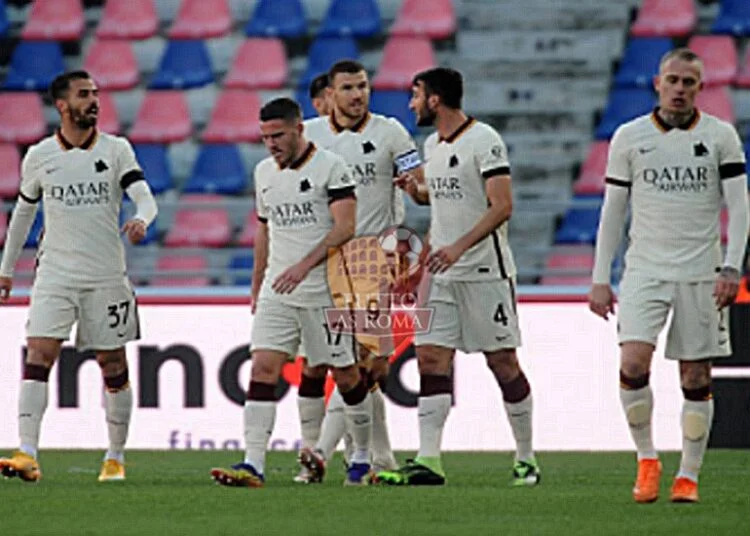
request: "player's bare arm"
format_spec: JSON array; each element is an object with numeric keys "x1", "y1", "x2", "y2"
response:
[
  {"x1": 428, "y1": 174, "x2": 511, "y2": 273},
  {"x1": 395, "y1": 167, "x2": 430, "y2": 205},
  {"x1": 250, "y1": 220, "x2": 269, "y2": 313},
  {"x1": 714, "y1": 171, "x2": 750, "y2": 309},
  {"x1": 272, "y1": 197, "x2": 356, "y2": 294},
  {"x1": 0, "y1": 196, "x2": 41, "y2": 302}
]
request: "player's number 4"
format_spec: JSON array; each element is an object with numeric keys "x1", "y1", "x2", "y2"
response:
[
  {"x1": 108, "y1": 300, "x2": 130, "y2": 328},
  {"x1": 494, "y1": 303, "x2": 508, "y2": 326}
]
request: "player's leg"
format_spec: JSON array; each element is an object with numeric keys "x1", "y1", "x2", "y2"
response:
[
  {"x1": 294, "y1": 358, "x2": 327, "y2": 483},
  {"x1": 94, "y1": 348, "x2": 131, "y2": 482},
  {"x1": 368, "y1": 355, "x2": 398, "y2": 472}
]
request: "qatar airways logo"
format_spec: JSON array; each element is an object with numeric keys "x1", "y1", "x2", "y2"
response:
[
  {"x1": 642, "y1": 166, "x2": 710, "y2": 193},
  {"x1": 269, "y1": 201, "x2": 317, "y2": 227},
  {"x1": 48, "y1": 181, "x2": 111, "y2": 206}
]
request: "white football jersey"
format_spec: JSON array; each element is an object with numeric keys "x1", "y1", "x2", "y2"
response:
[
  {"x1": 19, "y1": 130, "x2": 144, "y2": 288},
  {"x1": 255, "y1": 143, "x2": 356, "y2": 307},
  {"x1": 304, "y1": 112, "x2": 420, "y2": 236},
  {"x1": 606, "y1": 109, "x2": 747, "y2": 281},
  {"x1": 424, "y1": 118, "x2": 516, "y2": 281}
]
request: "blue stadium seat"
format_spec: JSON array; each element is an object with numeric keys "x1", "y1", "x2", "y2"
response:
[
  {"x1": 133, "y1": 144, "x2": 173, "y2": 194},
  {"x1": 0, "y1": 0, "x2": 9, "y2": 37},
  {"x1": 295, "y1": 88, "x2": 318, "y2": 120},
  {"x1": 183, "y1": 144, "x2": 247, "y2": 195},
  {"x1": 370, "y1": 90, "x2": 417, "y2": 134},
  {"x1": 24, "y1": 209, "x2": 43, "y2": 249},
  {"x1": 614, "y1": 38, "x2": 673, "y2": 88},
  {"x1": 595, "y1": 88, "x2": 655, "y2": 140},
  {"x1": 149, "y1": 40, "x2": 214, "y2": 89},
  {"x1": 712, "y1": 0, "x2": 750, "y2": 36},
  {"x1": 229, "y1": 252, "x2": 254, "y2": 286},
  {"x1": 745, "y1": 141, "x2": 750, "y2": 183},
  {"x1": 554, "y1": 197, "x2": 602, "y2": 245},
  {"x1": 3, "y1": 41, "x2": 64, "y2": 91},
  {"x1": 318, "y1": 0, "x2": 382, "y2": 38},
  {"x1": 299, "y1": 36, "x2": 359, "y2": 88},
  {"x1": 245, "y1": 0, "x2": 307, "y2": 39},
  {"x1": 120, "y1": 201, "x2": 158, "y2": 245}
]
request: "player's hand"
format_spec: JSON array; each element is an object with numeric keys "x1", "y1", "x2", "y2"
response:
[
  {"x1": 273, "y1": 262, "x2": 310, "y2": 294},
  {"x1": 393, "y1": 172, "x2": 419, "y2": 198},
  {"x1": 250, "y1": 292, "x2": 260, "y2": 314},
  {"x1": 427, "y1": 243, "x2": 464, "y2": 274},
  {"x1": 0, "y1": 276, "x2": 12, "y2": 302},
  {"x1": 713, "y1": 266, "x2": 740, "y2": 310},
  {"x1": 588, "y1": 283, "x2": 615, "y2": 320},
  {"x1": 121, "y1": 218, "x2": 147, "y2": 244}
]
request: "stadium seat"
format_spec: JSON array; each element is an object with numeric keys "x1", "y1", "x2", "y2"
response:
[
  {"x1": 299, "y1": 36, "x2": 359, "y2": 88},
  {"x1": 96, "y1": 0, "x2": 158, "y2": 39},
  {"x1": 224, "y1": 38, "x2": 287, "y2": 90},
  {"x1": 573, "y1": 141, "x2": 609, "y2": 196},
  {"x1": 229, "y1": 253, "x2": 254, "y2": 286},
  {"x1": 318, "y1": 0, "x2": 382, "y2": 39},
  {"x1": 736, "y1": 48, "x2": 750, "y2": 88},
  {"x1": 295, "y1": 88, "x2": 317, "y2": 120},
  {"x1": 540, "y1": 245, "x2": 594, "y2": 286},
  {"x1": 14, "y1": 254, "x2": 37, "y2": 288},
  {"x1": 745, "y1": 142, "x2": 750, "y2": 177},
  {"x1": 630, "y1": 0, "x2": 696, "y2": 37},
  {"x1": 152, "y1": 254, "x2": 210, "y2": 287},
  {"x1": 236, "y1": 210, "x2": 260, "y2": 247},
  {"x1": 3, "y1": 41, "x2": 64, "y2": 91},
  {"x1": 202, "y1": 90, "x2": 262, "y2": 143},
  {"x1": 24, "y1": 210, "x2": 43, "y2": 249},
  {"x1": 390, "y1": 0, "x2": 456, "y2": 40},
  {"x1": 686, "y1": 36, "x2": 737, "y2": 86},
  {"x1": 83, "y1": 40, "x2": 139, "y2": 91},
  {"x1": 149, "y1": 40, "x2": 214, "y2": 89},
  {"x1": 164, "y1": 195, "x2": 232, "y2": 247},
  {"x1": 372, "y1": 37, "x2": 435, "y2": 91},
  {"x1": 594, "y1": 88, "x2": 655, "y2": 140},
  {"x1": 696, "y1": 86, "x2": 735, "y2": 123},
  {"x1": 720, "y1": 208, "x2": 729, "y2": 244},
  {"x1": 0, "y1": 93, "x2": 46, "y2": 144},
  {"x1": 183, "y1": 144, "x2": 247, "y2": 195},
  {"x1": 370, "y1": 90, "x2": 417, "y2": 134},
  {"x1": 21, "y1": 0, "x2": 84, "y2": 41},
  {"x1": 129, "y1": 91, "x2": 192, "y2": 144},
  {"x1": 245, "y1": 0, "x2": 307, "y2": 39},
  {"x1": 554, "y1": 198, "x2": 602, "y2": 245},
  {"x1": 133, "y1": 144, "x2": 173, "y2": 194},
  {"x1": 613, "y1": 38, "x2": 673, "y2": 88},
  {"x1": 0, "y1": 210, "x2": 6, "y2": 247},
  {"x1": 0, "y1": 1, "x2": 9, "y2": 38},
  {"x1": 712, "y1": 0, "x2": 750, "y2": 36},
  {"x1": 97, "y1": 91, "x2": 120, "y2": 134},
  {"x1": 0, "y1": 143, "x2": 20, "y2": 199},
  {"x1": 168, "y1": 0, "x2": 231, "y2": 39}
]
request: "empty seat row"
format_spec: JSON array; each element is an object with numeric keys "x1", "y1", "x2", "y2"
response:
[{"x1": 631, "y1": 0, "x2": 750, "y2": 38}]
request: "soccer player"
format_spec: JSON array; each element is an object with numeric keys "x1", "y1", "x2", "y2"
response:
[
  {"x1": 294, "y1": 60, "x2": 423, "y2": 482},
  {"x1": 376, "y1": 67, "x2": 540, "y2": 486},
  {"x1": 309, "y1": 73, "x2": 331, "y2": 117},
  {"x1": 589, "y1": 48, "x2": 749, "y2": 504},
  {"x1": 210, "y1": 98, "x2": 374, "y2": 488},
  {"x1": 0, "y1": 71, "x2": 158, "y2": 483}
]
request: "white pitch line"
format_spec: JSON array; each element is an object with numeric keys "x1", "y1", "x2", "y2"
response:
[{"x1": 712, "y1": 367, "x2": 750, "y2": 378}]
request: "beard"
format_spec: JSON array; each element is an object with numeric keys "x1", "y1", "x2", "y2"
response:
[
  {"x1": 416, "y1": 105, "x2": 436, "y2": 127},
  {"x1": 71, "y1": 107, "x2": 97, "y2": 129}
]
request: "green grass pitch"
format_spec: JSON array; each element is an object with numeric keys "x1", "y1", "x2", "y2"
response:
[{"x1": 1, "y1": 450, "x2": 748, "y2": 535}]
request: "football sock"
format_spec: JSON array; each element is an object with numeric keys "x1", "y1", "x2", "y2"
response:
[
  {"x1": 619, "y1": 372, "x2": 657, "y2": 461},
  {"x1": 18, "y1": 379, "x2": 48, "y2": 459},
  {"x1": 104, "y1": 386, "x2": 132, "y2": 464},
  {"x1": 371, "y1": 387, "x2": 397, "y2": 468},
  {"x1": 677, "y1": 385, "x2": 713, "y2": 483},
  {"x1": 498, "y1": 371, "x2": 534, "y2": 463},
  {"x1": 341, "y1": 379, "x2": 372, "y2": 465},
  {"x1": 297, "y1": 375, "x2": 326, "y2": 450},
  {"x1": 316, "y1": 386, "x2": 347, "y2": 460},
  {"x1": 243, "y1": 401, "x2": 276, "y2": 475}
]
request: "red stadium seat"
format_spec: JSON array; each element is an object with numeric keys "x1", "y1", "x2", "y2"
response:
[
  {"x1": 96, "y1": 0, "x2": 158, "y2": 40},
  {"x1": 390, "y1": 0, "x2": 456, "y2": 40},
  {"x1": 164, "y1": 195, "x2": 232, "y2": 248},
  {"x1": 129, "y1": 91, "x2": 192, "y2": 144},
  {"x1": 372, "y1": 37, "x2": 435, "y2": 90},
  {"x1": 540, "y1": 245, "x2": 594, "y2": 286},
  {"x1": 22, "y1": 0, "x2": 84, "y2": 41},
  {"x1": 168, "y1": 0, "x2": 231, "y2": 39},
  {"x1": 736, "y1": 48, "x2": 750, "y2": 88},
  {"x1": 696, "y1": 86, "x2": 735, "y2": 124},
  {"x1": 202, "y1": 90, "x2": 262, "y2": 143},
  {"x1": 97, "y1": 91, "x2": 120, "y2": 135},
  {"x1": 84, "y1": 40, "x2": 139, "y2": 91},
  {"x1": 573, "y1": 141, "x2": 610, "y2": 196},
  {"x1": 0, "y1": 210, "x2": 7, "y2": 247},
  {"x1": 687, "y1": 36, "x2": 737, "y2": 86},
  {"x1": 236, "y1": 210, "x2": 260, "y2": 247},
  {"x1": 224, "y1": 39, "x2": 287, "y2": 90},
  {"x1": 152, "y1": 254, "x2": 211, "y2": 287},
  {"x1": 14, "y1": 254, "x2": 38, "y2": 288},
  {"x1": 720, "y1": 208, "x2": 728, "y2": 244},
  {"x1": 0, "y1": 93, "x2": 46, "y2": 145},
  {"x1": 0, "y1": 143, "x2": 21, "y2": 199},
  {"x1": 630, "y1": 0, "x2": 696, "y2": 37}
]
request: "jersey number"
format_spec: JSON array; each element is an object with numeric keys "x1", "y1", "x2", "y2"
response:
[
  {"x1": 108, "y1": 300, "x2": 130, "y2": 328},
  {"x1": 493, "y1": 303, "x2": 508, "y2": 326}
]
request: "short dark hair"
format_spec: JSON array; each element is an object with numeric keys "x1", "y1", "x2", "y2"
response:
[
  {"x1": 328, "y1": 60, "x2": 366, "y2": 84},
  {"x1": 309, "y1": 73, "x2": 329, "y2": 100},
  {"x1": 659, "y1": 47, "x2": 703, "y2": 74},
  {"x1": 49, "y1": 70, "x2": 92, "y2": 101},
  {"x1": 260, "y1": 97, "x2": 302, "y2": 123},
  {"x1": 413, "y1": 67, "x2": 463, "y2": 110}
]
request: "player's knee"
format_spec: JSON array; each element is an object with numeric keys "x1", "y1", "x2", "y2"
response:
[
  {"x1": 682, "y1": 411, "x2": 709, "y2": 441},
  {"x1": 302, "y1": 363, "x2": 327, "y2": 381},
  {"x1": 331, "y1": 365, "x2": 360, "y2": 393},
  {"x1": 416, "y1": 346, "x2": 451, "y2": 375},
  {"x1": 485, "y1": 350, "x2": 519, "y2": 383},
  {"x1": 25, "y1": 339, "x2": 60, "y2": 368},
  {"x1": 250, "y1": 352, "x2": 283, "y2": 384},
  {"x1": 680, "y1": 362, "x2": 711, "y2": 390},
  {"x1": 96, "y1": 349, "x2": 127, "y2": 378}
]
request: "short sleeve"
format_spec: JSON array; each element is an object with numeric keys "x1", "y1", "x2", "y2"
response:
[
  {"x1": 327, "y1": 156, "x2": 356, "y2": 203},
  {"x1": 388, "y1": 118, "x2": 421, "y2": 174},
  {"x1": 116, "y1": 138, "x2": 145, "y2": 189},
  {"x1": 254, "y1": 167, "x2": 269, "y2": 223},
  {"x1": 717, "y1": 123, "x2": 746, "y2": 180},
  {"x1": 19, "y1": 150, "x2": 43, "y2": 203},
  {"x1": 604, "y1": 126, "x2": 632, "y2": 187},
  {"x1": 474, "y1": 127, "x2": 511, "y2": 179}
]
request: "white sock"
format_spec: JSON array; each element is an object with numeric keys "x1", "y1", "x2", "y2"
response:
[
  {"x1": 504, "y1": 393, "x2": 534, "y2": 462},
  {"x1": 104, "y1": 386, "x2": 133, "y2": 464},
  {"x1": 344, "y1": 392, "x2": 372, "y2": 465},
  {"x1": 243, "y1": 400, "x2": 276, "y2": 475},
  {"x1": 297, "y1": 395, "x2": 325, "y2": 449},
  {"x1": 18, "y1": 380, "x2": 48, "y2": 459},
  {"x1": 677, "y1": 399, "x2": 714, "y2": 483},
  {"x1": 620, "y1": 386, "x2": 658, "y2": 460},
  {"x1": 371, "y1": 388, "x2": 397, "y2": 468},
  {"x1": 417, "y1": 394, "x2": 451, "y2": 459},
  {"x1": 316, "y1": 387, "x2": 347, "y2": 460}
]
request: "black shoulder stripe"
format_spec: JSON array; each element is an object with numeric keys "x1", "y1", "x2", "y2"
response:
[
  {"x1": 257, "y1": 216, "x2": 268, "y2": 224},
  {"x1": 120, "y1": 169, "x2": 145, "y2": 190},
  {"x1": 19, "y1": 191, "x2": 42, "y2": 204},
  {"x1": 605, "y1": 177, "x2": 631, "y2": 188},
  {"x1": 482, "y1": 166, "x2": 511, "y2": 179},
  {"x1": 719, "y1": 162, "x2": 746, "y2": 180},
  {"x1": 328, "y1": 185, "x2": 356, "y2": 203}
]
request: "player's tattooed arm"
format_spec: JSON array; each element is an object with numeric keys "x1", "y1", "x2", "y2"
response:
[
  {"x1": 394, "y1": 168, "x2": 429, "y2": 205},
  {"x1": 251, "y1": 221, "x2": 269, "y2": 312}
]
